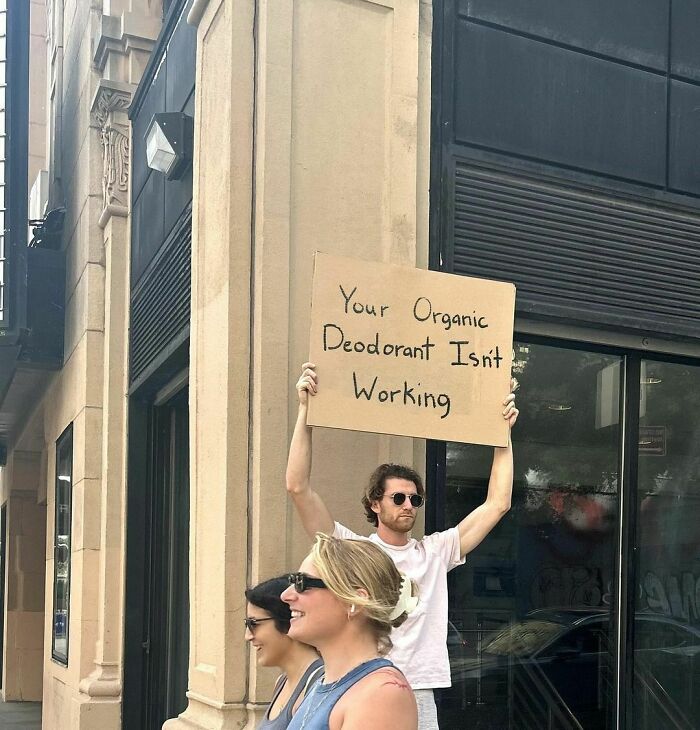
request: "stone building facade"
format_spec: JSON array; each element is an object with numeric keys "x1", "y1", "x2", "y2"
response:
[{"x1": 0, "y1": 0, "x2": 430, "y2": 727}]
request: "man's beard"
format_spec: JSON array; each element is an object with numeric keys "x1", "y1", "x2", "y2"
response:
[{"x1": 381, "y1": 512, "x2": 417, "y2": 533}]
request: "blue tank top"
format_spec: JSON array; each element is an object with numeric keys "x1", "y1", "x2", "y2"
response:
[{"x1": 287, "y1": 657, "x2": 394, "y2": 730}]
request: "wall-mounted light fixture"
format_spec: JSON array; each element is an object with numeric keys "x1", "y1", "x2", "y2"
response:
[{"x1": 145, "y1": 112, "x2": 193, "y2": 180}]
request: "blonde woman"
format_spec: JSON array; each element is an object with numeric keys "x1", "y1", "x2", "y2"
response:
[{"x1": 282, "y1": 534, "x2": 418, "y2": 730}]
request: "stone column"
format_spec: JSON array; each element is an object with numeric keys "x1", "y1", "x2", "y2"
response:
[
  {"x1": 1, "y1": 451, "x2": 46, "y2": 702},
  {"x1": 163, "y1": 0, "x2": 255, "y2": 727},
  {"x1": 69, "y1": 8, "x2": 158, "y2": 727}
]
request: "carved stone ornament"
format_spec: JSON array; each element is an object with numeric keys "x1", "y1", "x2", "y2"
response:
[{"x1": 91, "y1": 86, "x2": 132, "y2": 219}]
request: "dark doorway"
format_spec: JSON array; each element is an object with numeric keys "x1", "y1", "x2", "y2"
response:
[
  {"x1": 124, "y1": 383, "x2": 190, "y2": 729},
  {"x1": 144, "y1": 386, "x2": 190, "y2": 726},
  {"x1": 0, "y1": 504, "x2": 6, "y2": 689}
]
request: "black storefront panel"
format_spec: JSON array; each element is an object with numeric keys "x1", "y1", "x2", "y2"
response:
[
  {"x1": 433, "y1": 2, "x2": 700, "y2": 728},
  {"x1": 668, "y1": 80, "x2": 700, "y2": 196},
  {"x1": 453, "y1": 22, "x2": 667, "y2": 186},
  {"x1": 671, "y1": 0, "x2": 700, "y2": 83},
  {"x1": 458, "y1": 0, "x2": 668, "y2": 71}
]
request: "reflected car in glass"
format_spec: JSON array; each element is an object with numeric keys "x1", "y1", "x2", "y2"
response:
[{"x1": 444, "y1": 608, "x2": 700, "y2": 729}]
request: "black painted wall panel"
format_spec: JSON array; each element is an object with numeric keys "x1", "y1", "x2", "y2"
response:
[
  {"x1": 460, "y1": 0, "x2": 669, "y2": 70},
  {"x1": 131, "y1": 67, "x2": 166, "y2": 201},
  {"x1": 454, "y1": 22, "x2": 667, "y2": 185},
  {"x1": 671, "y1": 0, "x2": 700, "y2": 83},
  {"x1": 166, "y1": 10, "x2": 197, "y2": 113},
  {"x1": 435, "y1": 1, "x2": 700, "y2": 343},
  {"x1": 130, "y1": 0, "x2": 195, "y2": 288},
  {"x1": 131, "y1": 172, "x2": 165, "y2": 282},
  {"x1": 669, "y1": 80, "x2": 700, "y2": 195}
]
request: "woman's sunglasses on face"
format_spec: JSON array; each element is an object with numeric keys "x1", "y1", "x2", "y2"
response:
[
  {"x1": 288, "y1": 572, "x2": 328, "y2": 593},
  {"x1": 385, "y1": 492, "x2": 424, "y2": 508},
  {"x1": 244, "y1": 617, "x2": 275, "y2": 631}
]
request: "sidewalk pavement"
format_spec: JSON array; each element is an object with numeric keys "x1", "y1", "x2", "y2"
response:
[{"x1": 0, "y1": 701, "x2": 42, "y2": 729}]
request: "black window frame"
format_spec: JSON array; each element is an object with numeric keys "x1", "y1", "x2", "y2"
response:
[{"x1": 51, "y1": 423, "x2": 73, "y2": 665}]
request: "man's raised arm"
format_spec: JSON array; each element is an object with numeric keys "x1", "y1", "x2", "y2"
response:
[
  {"x1": 285, "y1": 362, "x2": 335, "y2": 538},
  {"x1": 457, "y1": 383, "x2": 519, "y2": 558}
]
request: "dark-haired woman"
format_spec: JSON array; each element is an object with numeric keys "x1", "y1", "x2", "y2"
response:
[{"x1": 246, "y1": 576, "x2": 323, "y2": 729}]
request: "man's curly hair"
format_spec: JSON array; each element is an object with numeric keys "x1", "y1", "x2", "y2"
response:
[{"x1": 361, "y1": 463, "x2": 425, "y2": 526}]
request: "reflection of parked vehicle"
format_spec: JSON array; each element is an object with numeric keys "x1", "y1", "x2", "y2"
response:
[{"x1": 444, "y1": 609, "x2": 700, "y2": 728}]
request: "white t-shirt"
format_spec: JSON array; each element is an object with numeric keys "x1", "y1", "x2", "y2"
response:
[{"x1": 333, "y1": 521, "x2": 465, "y2": 689}]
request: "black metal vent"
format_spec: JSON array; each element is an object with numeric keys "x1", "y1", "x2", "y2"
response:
[
  {"x1": 450, "y1": 162, "x2": 700, "y2": 340},
  {"x1": 130, "y1": 208, "x2": 191, "y2": 384}
]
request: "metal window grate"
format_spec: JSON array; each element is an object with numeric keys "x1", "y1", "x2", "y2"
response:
[
  {"x1": 130, "y1": 208, "x2": 192, "y2": 383},
  {"x1": 450, "y1": 161, "x2": 700, "y2": 340}
]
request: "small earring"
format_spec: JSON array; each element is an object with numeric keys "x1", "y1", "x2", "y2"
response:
[{"x1": 350, "y1": 604, "x2": 355, "y2": 615}]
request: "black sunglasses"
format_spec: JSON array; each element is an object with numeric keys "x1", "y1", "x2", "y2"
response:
[
  {"x1": 288, "y1": 572, "x2": 328, "y2": 593},
  {"x1": 244, "y1": 617, "x2": 275, "y2": 631},
  {"x1": 386, "y1": 492, "x2": 424, "y2": 508}
]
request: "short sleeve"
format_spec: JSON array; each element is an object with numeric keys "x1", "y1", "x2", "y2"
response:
[
  {"x1": 333, "y1": 521, "x2": 363, "y2": 540},
  {"x1": 422, "y1": 527, "x2": 465, "y2": 571}
]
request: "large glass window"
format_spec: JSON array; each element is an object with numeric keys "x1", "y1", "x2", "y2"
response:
[
  {"x1": 52, "y1": 424, "x2": 72, "y2": 665},
  {"x1": 440, "y1": 342, "x2": 622, "y2": 729},
  {"x1": 632, "y1": 360, "x2": 700, "y2": 728}
]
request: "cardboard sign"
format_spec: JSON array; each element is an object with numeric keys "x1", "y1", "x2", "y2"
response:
[{"x1": 307, "y1": 252, "x2": 516, "y2": 446}]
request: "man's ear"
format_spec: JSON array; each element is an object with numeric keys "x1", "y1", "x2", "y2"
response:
[{"x1": 370, "y1": 500, "x2": 381, "y2": 515}]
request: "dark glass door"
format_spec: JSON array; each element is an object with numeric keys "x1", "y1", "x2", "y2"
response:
[
  {"x1": 631, "y1": 361, "x2": 700, "y2": 729},
  {"x1": 439, "y1": 342, "x2": 622, "y2": 729},
  {"x1": 143, "y1": 388, "x2": 190, "y2": 728},
  {"x1": 437, "y1": 344, "x2": 700, "y2": 729}
]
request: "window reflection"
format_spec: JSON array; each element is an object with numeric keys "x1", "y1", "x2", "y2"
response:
[
  {"x1": 441, "y1": 343, "x2": 621, "y2": 730},
  {"x1": 52, "y1": 425, "x2": 72, "y2": 665},
  {"x1": 633, "y1": 361, "x2": 700, "y2": 729}
]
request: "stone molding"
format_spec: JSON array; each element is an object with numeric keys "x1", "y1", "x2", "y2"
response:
[
  {"x1": 90, "y1": 6, "x2": 160, "y2": 228},
  {"x1": 93, "y1": 12, "x2": 161, "y2": 73},
  {"x1": 78, "y1": 662, "x2": 122, "y2": 698},
  {"x1": 90, "y1": 81, "x2": 135, "y2": 226}
]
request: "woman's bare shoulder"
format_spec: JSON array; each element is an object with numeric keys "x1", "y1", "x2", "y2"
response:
[{"x1": 334, "y1": 668, "x2": 416, "y2": 730}]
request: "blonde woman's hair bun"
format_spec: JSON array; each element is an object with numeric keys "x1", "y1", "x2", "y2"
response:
[{"x1": 310, "y1": 533, "x2": 419, "y2": 654}]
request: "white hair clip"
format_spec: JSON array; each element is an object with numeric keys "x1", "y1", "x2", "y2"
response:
[{"x1": 389, "y1": 574, "x2": 418, "y2": 621}]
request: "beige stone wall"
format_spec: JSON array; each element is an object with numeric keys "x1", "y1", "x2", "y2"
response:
[
  {"x1": 177, "y1": 0, "x2": 431, "y2": 727},
  {"x1": 253, "y1": 0, "x2": 430, "y2": 706},
  {"x1": 38, "y1": 0, "x2": 107, "y2": 722},
  {"x1": 1, "y1": 451, "x2": 46, "y2": 702},
  {"x1": 0, "y1": 0, "x2": 157, "y2": 727}
]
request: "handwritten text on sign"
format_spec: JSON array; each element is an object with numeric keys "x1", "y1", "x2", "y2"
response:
[{"x1": 307, "y1": 253, "x2": 516, "y2": 446}]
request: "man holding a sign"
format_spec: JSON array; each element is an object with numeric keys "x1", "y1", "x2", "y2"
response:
[{"x1": 286, "y1": 362, "x2": 518, "y2": 730}]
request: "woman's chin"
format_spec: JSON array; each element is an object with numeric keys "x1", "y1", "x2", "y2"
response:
[
  {"x1": 257, "y1": 651, "x2": 274, "y2": 667},
  {"x1": 288, "y1": 624, "x2": 307, "y2": 643}
]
